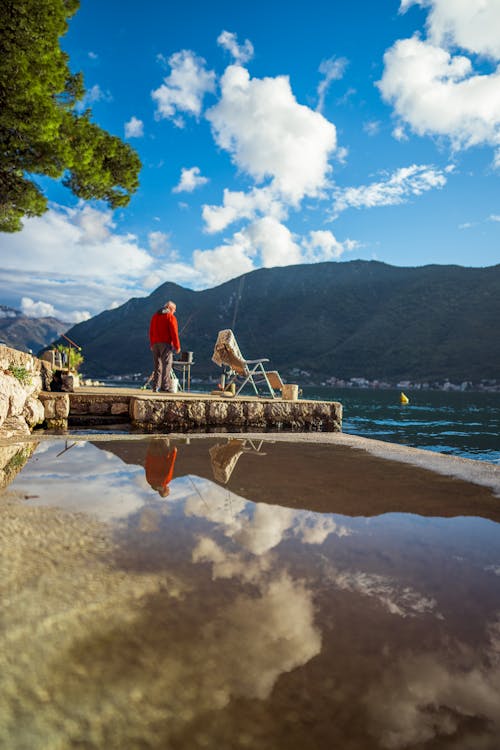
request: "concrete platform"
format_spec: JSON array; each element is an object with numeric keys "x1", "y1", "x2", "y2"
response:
[{"x1": 40, "y1": 387, "x2": 343, "y2": 432}]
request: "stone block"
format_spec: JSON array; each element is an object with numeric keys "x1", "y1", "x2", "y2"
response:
[
  {"x1": 130, "y1": 397, "x2": 166, "y2": 425},
  {"x1": 163, "y1": 400, "x2": 185, "y2": 419},
  {"x1": 0, "y1": 416, "x2": 30, "y2": 438},
  {"x1": 0, "y1": 394, "x2": 9, "y2": 427},
  {"x1": 39, "y1": 393, "x2": 70, "y2": 419},
  {"x1": 208, "y1": 401, "x2": 229, "y2": 425},
  {"x1": 89, "y1": 400, "x2": 110, "y2": 415},
  {"x1": 68, "y1": 398, "x2": 91, "y2": 414},
  {"x1": 226, "y1": 400, "x2": 245, "y2": 425},
  {"x1": 110, "y1": 402, "x2": 129, "y2": 415},
  {"x1": 264, "y1": 401, "x2": 290, "y2": 422},
  {"x1": 0, "y1": 372, "x2": 27, "y2": 417},
  {"x1": 129, "y1": 397, "x2": 148, "y2": 422},
  {"x1": 186, "y1": 400, "x2": 207, "y2": 426},
  {"x1": 23, "y1": 397, "x2": 45, "y2": 427},
  {"x1": 245, "y1": 401, "x2": 265, "y2": 426},
  {"x1": 45, "y1": 418, "x2": 68, "y2": 430}
]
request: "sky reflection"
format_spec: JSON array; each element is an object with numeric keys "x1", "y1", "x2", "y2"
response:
[{"x1": 2, "y1": 436, "x2": 500, "y2": 749}]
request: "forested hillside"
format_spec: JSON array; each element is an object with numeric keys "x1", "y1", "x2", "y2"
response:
[{"x1": 49, "y1": 261, "x2": 500, "y2": 383}]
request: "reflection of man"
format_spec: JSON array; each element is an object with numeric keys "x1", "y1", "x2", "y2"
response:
[
  {"x1": 149, "y1": 300, "x2": 181, "y2": 393},
  {"x1": 145, "y1": 439, "x2": 177, "y2": 497}
]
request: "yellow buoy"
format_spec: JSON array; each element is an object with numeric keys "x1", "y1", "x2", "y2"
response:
[{"x1": 400, "y1": 391, "x2": 409, "y2": 404}]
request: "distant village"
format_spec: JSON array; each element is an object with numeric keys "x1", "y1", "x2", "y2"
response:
[
  {"x1": 288, "y1": 371, "x2": 500, "y2": 393},
  {"x1": 105, "y1": 369, "x2": 500, "y2": 393}
]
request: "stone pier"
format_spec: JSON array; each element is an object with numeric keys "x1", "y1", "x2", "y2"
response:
[{"x1": 40, "y1": 387, "x2": 342, "y2": 433}]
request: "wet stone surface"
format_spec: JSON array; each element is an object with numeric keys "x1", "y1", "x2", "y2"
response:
[{"x1": 1, "y1": 435, "x2": 499, "y2": 749}]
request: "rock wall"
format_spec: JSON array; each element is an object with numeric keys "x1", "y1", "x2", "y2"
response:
[
  {"x1": 0, "y1": 441, "x2": 38, "y2": 490},
  {"x1": 0, "y1": 345, "x2": 51, "y2": 438},
  {"x1": 129, "y1": 395, "x2": 343, "y2": 432}
]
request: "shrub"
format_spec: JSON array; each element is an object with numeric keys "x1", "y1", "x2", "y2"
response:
[{"x1": 8, "y1": 363, "x2": 32, "y2": 385}]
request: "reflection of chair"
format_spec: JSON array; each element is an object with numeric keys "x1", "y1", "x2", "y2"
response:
[
  {"x1": 212, "y1": 329, "x2": 282, "y2": 398},
  {"x1": 209, "y1": 439, "x2": 266, "y2": 484}
]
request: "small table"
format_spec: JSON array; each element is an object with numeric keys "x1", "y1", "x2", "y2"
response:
[{"x1": 173, "y1": 360, "x2": 193, "y2": 391}]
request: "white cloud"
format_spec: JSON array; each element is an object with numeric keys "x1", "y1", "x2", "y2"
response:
[
  {"x1": 75, "y1": 83, "x2": 112, "y2": 113},
  {"x1": 302, "y1": 230, "x2": 358, "y2": 262},
  {"x1": 336, "y1": 145, "x2": 349, "y2": 163},
  {"x1": 242, "y1": 217, "x2": 302, "y2": 268},
  {"x1": 173, "y1": 166, "x2": 209, "y2": 193},
  {"x1": 330, "y1": 568, "x2": 438, "y2": 618},
  {"x1": 88, "y1": 51, "x2": 98, "y2": 60},
  {"x1": 178, "y1": 217, "x2": 302, "y2": 289},
  {"x1": 190, "y1": 218, "x2": 358, "y2": 287},
  {"x1": 332, "y1": 164, "x2": 448, "y2": 216},
  {"x1": 152, "y1": 50, "x2": 216, "y2": 125},
  {"x1": 202, "y1": 187, "x2": 286, "y2": 233},
  {"x1": 20, "y1": 297, "x2": 58, "y2": 319},
  {"x1": 147, "y1": 230, "x2": 173, "y2": 257},
  {"x1": 198, "y1": 573, "x2": 322, "y2": 702},
  {"x1": 193, "y1": 537, "x2": 273, "y2": 583},
  {"x1": 20, "y1": 296, "x2": 89, "y2": 323},
  {"x1": 206, "y1": 65, "x2": 337, "y2": 204},
  {"x1": 392, "y1": 124, "x2": 409, "y2": 141},
  {"x1": 489, "y1": 214, "x2": 500, "y2": 222},
  {"x1": 124, "y1": 116, "x2": 144, "y2": 138},
  {"x1": 317, "y1": 56, "x2": 348, "y2": 112},
  {"x1": 217, "y1": 30, "x2": 254, "y2": 64},
  {"x1": 0, "y1": 204, "x2": 164, "y2": 320},
  {"x1": 191, "y1": 236, "x2": 255, "y2": 287},
  {"x1": 363, "y1": 120, "x2": 381, "y2": 136},
  {"x1": 365, "y1": 620, "x2": 500, "y2": 748},
  {"x1": 294, "y1": 514, "x2": 351, "y2": 544},
  {"x1": 401, "y1": 0, "x2": 500, "y2": 59},
  {"x1": 380, "y1": 2, "x2": 500, "y2": 165}
]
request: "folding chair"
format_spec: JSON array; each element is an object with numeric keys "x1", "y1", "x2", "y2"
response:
[{"x1": 212, "y1": 329, "x2": 281, "y2": 398}]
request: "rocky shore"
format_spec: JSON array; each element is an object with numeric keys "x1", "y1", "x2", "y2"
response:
[{"x1": 0, "y1": 345, "x2": 51, "y2": 439}]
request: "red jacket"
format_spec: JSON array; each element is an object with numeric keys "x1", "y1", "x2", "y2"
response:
[
  {"x1": 145, "y1": 446, "x2": 177, "y2": 491},
  {"x1": 149, "y1": 309, "x2": 181, "y2": 350}
]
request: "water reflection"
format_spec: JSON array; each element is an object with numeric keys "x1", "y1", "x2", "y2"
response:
[
  {"x1": 145, "y1": 439, "x2": 177, "y2": 497},
  {"x1": 1, "y1": 437, "x2": 500, "y2": 749},
  {"x1": 209, "y1": 438, "x2": 266, "y2": 483}
]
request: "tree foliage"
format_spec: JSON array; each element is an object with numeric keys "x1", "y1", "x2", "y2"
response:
[{"x1": 0, "y1": 0, "x2": 142, "y2": 232}]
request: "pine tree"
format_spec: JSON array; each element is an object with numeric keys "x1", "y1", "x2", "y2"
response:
[{"x1": 0, "y1": 0, "x2": 142, "y2": 232}]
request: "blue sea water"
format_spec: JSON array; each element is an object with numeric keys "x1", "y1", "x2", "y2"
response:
[{"x1": 302, "y1": 387, "x2": 500, "y2": 464}]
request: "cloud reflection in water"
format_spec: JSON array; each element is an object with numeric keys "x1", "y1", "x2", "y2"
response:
[{"x1": 3, "y1": 437, "x2": 500, "y2": 749}]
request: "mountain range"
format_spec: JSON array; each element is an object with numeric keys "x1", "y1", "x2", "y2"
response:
[
  {"x1": 0, "y1": 306, "x2": 68, "y2": 353},
  {"x1": 46, "y1": 261, "x2": 500, "y2": 384}
]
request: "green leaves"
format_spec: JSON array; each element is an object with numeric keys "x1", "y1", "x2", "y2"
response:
[
  {"x1": 62, "y1": 114, "x2": 141, "y2": 207},
  {"x1": 0, "y1": 0, "x2": 141, "y2": 232}
]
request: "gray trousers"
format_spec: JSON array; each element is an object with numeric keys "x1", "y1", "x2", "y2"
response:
[{"x1": 151, "y1": 343, "x2": 174, "y2": 391}]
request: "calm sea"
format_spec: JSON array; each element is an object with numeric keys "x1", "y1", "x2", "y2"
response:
[{"x1": 302, "y1": 387, "x2": 500, "y2": 464}]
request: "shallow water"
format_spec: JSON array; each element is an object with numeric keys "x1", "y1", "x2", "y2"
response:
[{"x1": 2, "y1": 436, "x2": 500, "y2": 749}]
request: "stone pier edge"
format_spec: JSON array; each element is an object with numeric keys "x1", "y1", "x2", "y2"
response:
[{"x1": 39, "y1": 391, "x2": 343, "y2": 432}]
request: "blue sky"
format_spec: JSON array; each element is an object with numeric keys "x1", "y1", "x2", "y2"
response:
[{"x1": 1, "y1": 0, "x2": 500, "y2": 322}]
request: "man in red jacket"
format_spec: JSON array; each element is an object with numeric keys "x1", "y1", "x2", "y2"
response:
[
  {"x1": 149, "y1": 300, "x2": 181, "y2": 392},
  {"x1": 145, "y1": 439, "x2": 177, "y2": 497}
]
